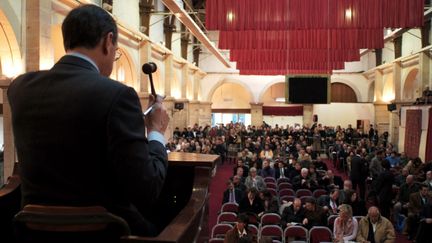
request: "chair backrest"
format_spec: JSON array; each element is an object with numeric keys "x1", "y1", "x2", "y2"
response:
[
  {"x1": 217, "y1": 212, "x2": 238, "y2": 225},
  {"x1": 264, "y1": 177, "x2": 277, "y2": 184},
  {"x1": 248, "y1": 224, "x2": 259, "y2": 236},
  {"x1": 278, "y1": 182, "x2": 293, "y2": 190},
  {"x1": 299, "y1": 195, "x2": 314, "y2": 205},
  {"x1": 296, "y1": 189, "x2": 312, "y2": 198},
  {"x1": 284, "y1": 225, "x2": 308, "y2": 242},
  {"x1": 313, "y1": 189, "x2": 328, "y2": 199},
  {"x1": 279, "y1": 188, "x2": 295, "y2": 197},
  {"x1": 259, "y1": 225, "x2": 283, "y2": 241},
  {"x1": 209, "y1": 238, "x2": 225, "y2": 243},
  {"x1": 211, "y1": 223, "x2": 233, "y2": 238},
  {"x1": 221, "y1": 202, "x2": 239, "y2": 213},
  {"x1": 267, "y1": 188, "x2": 278, "y2": 197},
  {"x1": 327, "y1": 214, "x2": 338, "y2": 230},
  {"x1": 266, "y1": 182, "x2": 277, "y2": 190},
  {"x1": 277, "y1": 178, "x2": 290, "y2": 185},
  {"x1": 260, "y1": 213, "x2": 281, "y2": 226},
  {"x1": 309, "y1": 226, "x2": 333, "y2": 243},
  {"x1": 13, "y1": 204, "x2": 130, "y2": 243},
  {"x1": 280, "y1": 195, "x2": 296, "y2": 204}
]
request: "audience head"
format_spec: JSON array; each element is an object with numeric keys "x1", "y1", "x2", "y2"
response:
[
  {"x1": 327, "y1": 170, "x2": 334, "y2": 179},
  {"x1": 226, "y1": 179, "x2": 234, "y2": 190},
  {"x1": 381, "y1": 159, "x2": 391, "y2": 170},
  {"x1": 293, "y1": 198, "x2": 302, "y2": 211},
  {"x1": 420, "y1": 183, "x2": 429, "y2": 197},
  {"x1": 330, "y1": 188, "x2": 340, "y2": 201},
  {"x1": 304, "y1": 197, "x2": 317, "y2": 211},
  {"x1": 367, "y1": 206, "x2": 381, "y2": 223},
  {"x1": 236, "y1": 213, "x2": 249, "y2": 231},
  {"x1": 426, "y1": 171, "x2": 432, "y2": 181},
  {"x1": 343, "y1": 180, "x2": 352, "y2": 190},
  {"x1": 233, "y1": 175, "x2": 241, "y2": 185},
  {"x1": 247, "y1": 187, "x2": 258, "y2": 200},
  {"x1": 301, "y1": 168, "x2": 309, "y2": 178},
  {"x1": 338, "y1": 204, "x2": 353, "y2": 220},
  {"x1": 249, "y1": 167, "x2": 257, "y2": 177},
  {"x1": 406, "y1": 175, "x2": 414, "y2": 185},
  {"x1": 401, "y1": 168, "x2": 409, "y2": 177},
  {"x1": 262, "y1": 159, "x2": 270, "y2": 168},
  {"x1": 236, "y1": 167, "x2": 244, "y2": 177}
]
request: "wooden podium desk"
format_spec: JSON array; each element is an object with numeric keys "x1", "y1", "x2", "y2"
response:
[{"x1": 121, "y1": 152, "x2": 219, "y2": 243}]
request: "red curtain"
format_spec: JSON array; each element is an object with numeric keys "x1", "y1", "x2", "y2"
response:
[
  {"x1": 262, "y1": 106, "x2": 303, "y2": 116},
  {"x1": 206, "y1": 0, "x2": 424, "y2": 30},
  {"x1": 404, "y1": 110, "x2": 422, "y2": 159},
  {"x1": 230, "y1": 49, "x2": 360, "y2": 62},
  {"x1": 219, "y1": 30, "x2": 384, "y2": 50},
  {"x1": 426, "y1": 108, "x2": 432, "y2": 162}
]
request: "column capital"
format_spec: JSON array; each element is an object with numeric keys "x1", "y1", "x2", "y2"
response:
[{"x1": 249, "y1": 102, "x2": 264, "y2": 107}]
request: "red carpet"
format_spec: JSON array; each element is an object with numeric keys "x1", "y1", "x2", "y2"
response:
[{"x1": 208, "y1": 162, "x2": 233, "y2": 235}]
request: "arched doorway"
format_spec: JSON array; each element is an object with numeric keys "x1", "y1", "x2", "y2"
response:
[
  {"x1": 331, "y1": 82, "x2": 358, "y2": 102},
  {"x1": 0, "y1": 9, "x2": 22, "y2": 77},
  {"x1": 111, "y1": 48, "x2": 137, "y2": 89},
  {"x1": 403, "y1": 68, "x2": 419, "y2": 101}
]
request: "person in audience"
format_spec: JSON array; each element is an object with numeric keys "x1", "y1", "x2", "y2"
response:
[
  {"x1": 407, "y1": 183, "x2": 432, "y2": 240},
  {"x1": 386, "y1": 151, "x2": 400, "y2": 168},
  {"x1": 338, "y1": 180, "x2": 353, "y2": 204},
  {"x1": 259, "y1": 144, "x2": 273, "y2": 161},
  {"x1": 302, "y1": 197, "x2": 327, "y2": 229},
  {"x1": 288, "y1": 161, "x2": 301, "y2": 180},
  {"x1": 233, "y1": 159, "x2": 249, "y2": 178},
  {"x1": 318, "y1": 188, "x2": 340, "y2": 215},
  {"x1": 313, "y1": 156, "x2": 328, "y2": 171},
  {"x1": 232, "y1": 175, "x2": 247, "y2": 192},
  {"x1": 213, "y1": 137, "x2": 227, "y2": 164},
  {"x1": 224, "y1": 213, "x2": 256, "y2": 243},
  {"x1": 222, "y1": 179, "x2": 244, "y2": 205},
  {"x1": 258, "y1": 190, "x2": 279, "y2": 216},
  {"x1": 374, "y1": 159, "x2": 394, "y2": 219},
  {"x1": 239, "y1": 149, "x2": 252, "y2": 167},
  {"x1": 424, "y1": 170, "x2": 432, "y2": 190},
  {"x1": 394, "y1": 167, "x2": 409, "y2": 187},
  {"x1": 350, "y1": 148, "x2": 368, "y2": 200},
  {"x1": 356, "y1": 206, "x2": 395, "y2": 243},
  {"x1": 333, "y1": 204, "x2": 359, "y2": 243},
  {"x1": 293, "y1": 168, "x2": 317, "y2": 191},
  {"x1": 416, "y1": 199, "x2": 432, "y2": 243},
  {"x1": 369, "y1": 150, "x2": 384, "y2": 181},
  {"x1": 244, "y1": 167, "x2": 266, "y2": 191},
  {"x1": 343, "y1": 189, "x2": 367, "y2": 216},
  {"x1": 7, "y1": 4, "x2": 170, "y2": 237},
  {"x1": 280, "y1": 198, "x2": 305, "y2": 228},
  {"x1": 235, "y1": 167, "x2": 247, "y2": 182},
  {"x1": 274, "y1": 161, "x2": 289, "y2": 179},
  {"x1": 320, "y1": 169, "x2": 343, "y2": 191},
  {"x1": 238, "y1": 188, "x2": 264, "y2": 216},
  {"x1": 393, "y1": 174, "x2": 418, "y2": 223},
  {"x1": 259, "y1": 158, "x2": 275, "y2": 178}
]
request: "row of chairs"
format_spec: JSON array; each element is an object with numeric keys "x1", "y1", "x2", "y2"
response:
[{"x1": 210, "y1": 224, "x2": 333, "y2": 243}]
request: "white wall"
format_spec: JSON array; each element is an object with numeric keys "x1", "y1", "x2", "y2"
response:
[
  {"x1": 312, "y1": 103, "x2": 375, "y2": 128},
  {"x1": 0, "y1": 0, "x2": 22, "y2": 47},
  {"x1": 402, "y1": 29, "x2": 422, "y2": 57}
]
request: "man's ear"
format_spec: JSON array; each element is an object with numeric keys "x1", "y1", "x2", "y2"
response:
[{"x1": 102, "y1": 32, "x2": 114, "y2": 55}]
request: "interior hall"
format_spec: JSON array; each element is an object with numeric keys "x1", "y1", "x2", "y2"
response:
[{"x1": 0, "y1": 0, "x2": 431, "y2": 243}]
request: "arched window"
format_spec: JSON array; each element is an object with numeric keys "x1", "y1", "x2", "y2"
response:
[{"x1": 331, "y1": 83, "x2": 357, "y2": 103}]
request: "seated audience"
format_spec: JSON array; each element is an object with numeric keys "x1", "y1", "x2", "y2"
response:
[
  {"x1": 356, "y1": 206, "x2": 395, "y2": 243},
  {"x1": 238, "y1": 188, "x2": 264, "y2": 216},
  {"x1": 407, "y1": 183, "x2": 432, "y2": 240},
  {"x1": 288, "y1": 161, "x2": 301, "y2": 180},
  {"x1": 338, "y1": 180, "x2": 353, "y2": 204},
  {"x1": 232, "y1": 175, "x2": 247, "y2": 192},
  {"x1": 280, "y1": 198, "x2": 305, "y2": 228},
  {"x1": 244, "y1": 167, "x2": 266, "y2": 191},
  {"x1": 320, "y1": 169, "x2": 343, "y2": 190},
  {"x1": 233, "y1": 159, "x2": 249, "y2": 178},
  {"x1": 259, "y1": 158, "x2": 275, "y2": 178},
  {"x1": 302, "y1": 197, "x2": 327, "y2": 229},
  {"x1": 293, "y1": 168, "x2": 318, "y2": 191},
  {"x1": 416, "y1": 199, "x2": 432, "y2": 243},
  {"x1": 258, "y1": 190, "x2": 279, "y2": 216},
  {"x1": 333, "y1": 204, "x2": 358, "y2": 243},
  {"x1": 424, "y1": 170, "x2": 432, "y2": 191},
  {"x1": 318, "y1": 188, "x2": 340, "y2": 215},
  {"x1": 222, "y1": 179, "x2": 244, "y2": 205},
  {"x1": 274, "y1": 161, "x2": 289, "y2": 179},
  {"x1": 224, "y1": 213, "x2": 256, "y2": 243},
  {"x1": 393, "y1": 174, "x2": 418, "y2": 223},
  {"x1": 343, "y1": 189, "x2": 367, "y2": 217}
]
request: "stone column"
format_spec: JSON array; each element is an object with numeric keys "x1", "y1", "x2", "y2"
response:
[
  {"x1": 188, "y1": 100, "x2": 200, "y2": 126},
  {"x1": 374, "y1": 70, "x2": 384, "y2": 103},
  {"x1": 303, "y1": 104, "x2": 313, "y2": 127},
  {"x1": 390, "y1": 62, "x2": 402, "y2": 147},
  {"x1": 163, "y1": 96, "x2": 175, "y2": 142},
  {"x1": 199, "y1": 101, "x2": 212, "y2": 127},
  {"x1": 0, "y1": 78, "x2": 15, "y2": 183},
  {"x1": 164, "y1": 54, "x2": 173, "y2": 98},
  {"x1": 26, "y1": 0, "x2": 53, "y2": 71},
  {"x1": 172, "y1": 98, "x2": 188, "y2": 130},
  {"x1": 419, "y1": 52, "x2": 431, "y2": 90},
  {"x1": 250, "y1": 103, "x2": 263, "y2": 126}
]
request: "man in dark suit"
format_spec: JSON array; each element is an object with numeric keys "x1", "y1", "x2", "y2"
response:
[
  {"x1": 407, "y1": 184, "x2": 432, "y2": 240},
  {"x1": 7, "y1": 5, "x2": 169, "y2": 237},
  {"x1": 275, "y1": 160, "x2": 289, "y2": 179},
  {"x1": 222, "y1": 180, "x2": 244, "y2": 205},
  {"x1": 350, "y1": 149, "x2": 368, "y2": 200}
]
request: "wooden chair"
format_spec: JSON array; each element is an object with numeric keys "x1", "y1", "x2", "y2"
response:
[
  {"x1": 0, "y1": 174, "x2": 21, "y2": 243},
  {"x1": 14, "y1": 204, "x2": 130, "y2": 243}
]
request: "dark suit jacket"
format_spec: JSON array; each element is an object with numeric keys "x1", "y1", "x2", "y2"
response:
[
  {"x1": 8, "y1": 55, "x2": 168, "y2": 236},
  {"x1": 274, "y1": 167, "x2": 289, "y2": 179},
  {"x1": 222, "y1": 188, "x2": 244, "y2": 205},
  {"x1": 281, "y1": 204, "x2": 305, "y2": 226}
]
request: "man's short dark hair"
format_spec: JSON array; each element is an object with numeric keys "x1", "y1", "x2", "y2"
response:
[{"x1": 62, "y1": 4, "x2": 118, "y2": 50}]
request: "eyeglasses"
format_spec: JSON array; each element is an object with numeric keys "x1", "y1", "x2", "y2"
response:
[{"x1": 115, "y1": 48, "x2": 122, "y2": 61}]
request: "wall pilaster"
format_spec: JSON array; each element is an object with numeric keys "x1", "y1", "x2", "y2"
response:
[{"x1": 250, "y1": 103, "x2": 263, "y2": 126}]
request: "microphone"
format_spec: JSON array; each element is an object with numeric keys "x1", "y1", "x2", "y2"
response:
[{"x1": 142, "y1": 62, "x2": 157, "y2": 74}]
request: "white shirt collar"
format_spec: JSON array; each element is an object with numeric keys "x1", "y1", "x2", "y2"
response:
[
  {"x1": 238, "y1": 228, "x2": 247, "y2": 237},
  {"x1": 66, "y1": 52, "x2": 100, "y2": 73}
]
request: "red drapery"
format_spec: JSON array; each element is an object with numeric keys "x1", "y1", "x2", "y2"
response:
[
  {"x1": 206, "y1": 0, "x2": 424, "y2": 75},
  {"x1": 262, "y1": 106, "x2": 304, "y2": 116},
  {"x1": 206, "y1": 0, "x2": 424, "y2": 31},
  {"x1": 426, "y1": 108, "x2": 432, "y2": 162},
  {"x1": 404, "y1": 110, "x2": 422, "y2": 159}
]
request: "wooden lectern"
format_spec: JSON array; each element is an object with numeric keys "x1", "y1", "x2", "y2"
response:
[{"x1": 0, "y1": 153, "x2": 219, "y2": 243}]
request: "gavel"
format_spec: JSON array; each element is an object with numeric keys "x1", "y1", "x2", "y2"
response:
[{"x1": 141, "y1": 62, "x2": 162, "y2": 116}]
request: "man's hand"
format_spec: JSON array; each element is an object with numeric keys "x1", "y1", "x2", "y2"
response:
[{"x1": 146, "y1": 94, "x2": 169, "y2": 134}]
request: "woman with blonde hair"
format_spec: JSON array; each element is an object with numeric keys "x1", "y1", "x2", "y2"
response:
[{"x1": 333, "y1": 204, "x2": 358, "y2": 243}]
